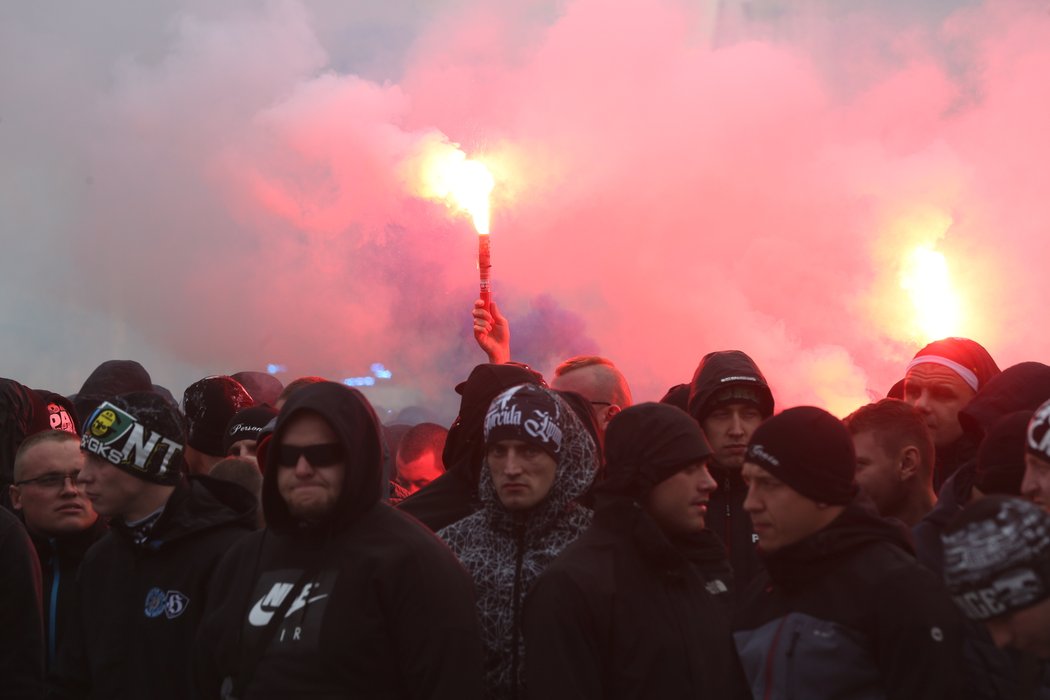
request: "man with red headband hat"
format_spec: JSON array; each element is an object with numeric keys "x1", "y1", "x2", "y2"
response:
[{"x1": 901, "y1": 337, "x2": 1000, "y2": 489}]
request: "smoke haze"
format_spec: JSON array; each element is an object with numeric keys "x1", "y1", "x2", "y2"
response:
[{"x1": 2, "y1": 0, "x2": 1047, "y2": 421}]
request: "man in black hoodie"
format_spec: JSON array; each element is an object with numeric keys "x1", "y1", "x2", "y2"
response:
[
  {"x1": 193, "y1": 382, "x2": 483, "y2": 699},
  {"x1": 734, "y1": 406, "x2": 968, "y2": 699},
  {"x1": 524, "y1": 403, "x2": 748, "y2": 699},
  {"x1": 49, "y1": 392, "x2": 256, "y2": 700},
  {"x1": 686, "y1": 350, "x2": 774, "y2": 595},
  {"x1": 397, "y1": 363, "x2": 544, "y2": 531}
]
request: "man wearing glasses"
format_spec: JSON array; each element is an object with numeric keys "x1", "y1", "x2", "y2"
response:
[{"x1": 9, "y1": 431, "x2": 104, "y2": 671}]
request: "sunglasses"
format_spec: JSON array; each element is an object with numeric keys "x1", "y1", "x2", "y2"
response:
[{"x1": 275, "y1": 443, "x2": 344, "y2": 468}]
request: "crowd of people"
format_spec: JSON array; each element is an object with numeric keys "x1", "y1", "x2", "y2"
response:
[{"x1": 4, "y1": 299, "x2": 1050, "y2": 698}]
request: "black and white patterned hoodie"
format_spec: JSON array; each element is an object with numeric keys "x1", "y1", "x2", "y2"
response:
[{"x1": 439, "y1": 385, "x2": 599, "y2": 700}]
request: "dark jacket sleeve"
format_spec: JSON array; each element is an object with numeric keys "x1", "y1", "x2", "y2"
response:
[
  {"x1": 390, "y1": 537, "x2": 485, "y2": 699},
  {"x1": 523, "y1": 567, "x2": 604, "y2": 700},
  {"x1": 1, "y1": 510, "x2": 45, "y2": 699},
  {"x1": 872, "y1": 566, "x2": 968, "y2": 699}
]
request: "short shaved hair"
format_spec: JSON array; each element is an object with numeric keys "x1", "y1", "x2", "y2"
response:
[
  {"x1": 553, "y1": 356, "x2": 632, "y2": 407},
  {"x1": 13, "y1": 430, "x2": 79, "y2": 482},
  {"x1": 843, "y1": 398, "x2": 934, "y2": 474}
]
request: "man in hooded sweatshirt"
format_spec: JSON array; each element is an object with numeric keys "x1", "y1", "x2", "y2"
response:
[
  {"x1": 397, "y1": 363, "x2": 545, "y2": 531},
  {"x1": 523, "y1": 402, "x2": 749, "y2": 699},
  {"x1": 49, "y1": 392, "x2": 256, "y2": 700},
  {"x1": 733, "y1": 406, "x2": 968, "y2": 699},
  {"x1": 686, "y1": 350, "x2": 775, "y2": 595},
  {"x1": 439, "y1": 383, "x2": 600, "y2": 700},
  {"x1": 193, "y1": 381, "x2": 483, "y2": 699}
]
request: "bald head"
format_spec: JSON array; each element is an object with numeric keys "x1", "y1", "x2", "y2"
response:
[{"x1": 552, "y1": 356, "x2": 632, "y2": 429}]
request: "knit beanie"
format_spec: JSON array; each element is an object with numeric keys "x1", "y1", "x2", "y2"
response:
[
  {"x1": 73, "y1": 360, "x2": 154, "y2": 421},
  {"x1": 603, "y1": 403, "x2": 712, "y2": 497},
  {"x1": 81, "y1": 392, "x2": 186, "y2": 485},
  {"x1": 907, "y1": 338, "x2": 1001, "y2": 393},
  {"x1": 222, "y1": 405, "x2": 278, "y2": 455},
  {"x1": 943, "y1": 496, "x2": 1050, "y2": 621},
  {"x1": 1028, "y1": 399, "x2": 1050, "y2": 463},
  {"x1": 183, "y1": 376, "x2": 254, "y2": 457},
  {"x1": 484, "y1": 384, "x2": 563, "y2": 458},
  {"x1": 745, "y1": 406, "x2": 858, "y2": 505}
]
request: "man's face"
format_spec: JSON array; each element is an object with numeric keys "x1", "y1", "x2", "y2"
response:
[
  {"x1": 645, "y1": 462, "x2": 717, "y2": 535},
  {"x1": 701, "y1": 402, "x2": 763, "y2": 469},
  {"x1": 395, "y1": 450, "x2": 443, "y2": 495},
  {"x1": 984, "y1": 598, "x2": 1050, "y2": 658},
  {"x1": 852, "y1": 430, "x2": 905, "y2": 517},
  {"x1": 487, "y1": 440, "x2": 557, "y2": 511},
  {"x1": 77, "y1": 452, "x2": 148, "y2": 519},
  {"x1": 742, "y1": 462, "x2": 835, "y2": 553},
  {"x1": 1022, "y1": 453, "x2": 1050, "y2": 512},
  {"x1": 10, "y1": 440, "x2": 97, "y2": 537},
  {"x1": 226, "y1": 439, "x2": 259, "y2": 463},
  {"x1": 275, "y1": 412, "x2": 346, "y2": 523},
  {"x1": 902, "y1": 363, "x2": 976, "y2": 448}
]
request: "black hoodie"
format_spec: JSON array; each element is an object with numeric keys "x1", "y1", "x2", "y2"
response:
[
  {"x1": 397, "y1": 364, "x2": 544, "y2": 531},
  {"x1": 524, "y1": 403, "x2": 749, "y2": 700},
  {"x1": 1, "y1": 378, "x2": 52, "y2": 509},
  {"x1": 193, "y1": 382, "x2": 484, "y2": 700},
  {"x1": 733, "y1": 502, "x2": 967, "y2": 699},
  {"x1": 48, "y1": 476, "x2": 256, "y2": 700},
  {"x1": 686, "y1": 351, "x2": 774, "y2": 596}
]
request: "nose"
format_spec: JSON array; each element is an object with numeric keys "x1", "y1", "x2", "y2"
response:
[
  {"x1": 503, "y1": 453, "x2": 525, "y2": 476},
  {"x1": 743, "y1": 485, "x2": 760, "y2": 514},
  {"x1": 728, "y1": 413, "x2": 745, "y2": 437},
  {"x1": 1021, "y1": 466, "x2": 1039, "y2": 501},
  {"x1": 985, "y1": 619, "x2": 1012, "y2": 649},
  {"x1": 912, "y1": 389, "x2": 931, "y2": 412},
  {"x1": 697, "y1": 466, "x2": 717, "y2": 494},
  {"x1": 293, "y1": 455, "x2": 316, "y2": 477},
  {"x1": 59, "y1": 474, "x2": 81, "y2": 495}
]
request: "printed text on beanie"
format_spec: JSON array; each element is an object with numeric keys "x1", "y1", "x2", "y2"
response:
[
  {"x1": 81, "y1": 400, "x2": 184, "y2": 484},
  {"x1": 484, "y1": 384, "x2": 563, "y2": 456},
  {"x1": 1028, "y1": 399, "x2": 1050, "y2": 462}
]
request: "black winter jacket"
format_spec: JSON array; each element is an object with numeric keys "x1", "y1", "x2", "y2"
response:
[
  {"x1": 733, "y1": 502, "x2": 968, "y2": 700},
  {"x1": 524, "y1": 500, "x2": 748, "y2": 699},
  {"x1": 1, "y1": 507, "x2": 45, "y2": 699},
  {"x1": 193, "y1": 382, "x2": 484, "y2": 700},
  {"x1": 28, "y1": 518, "x2": 107, "y2": 669},
  {"x1": 48, "y1": 476, "x2": 255, "y2": 700}
]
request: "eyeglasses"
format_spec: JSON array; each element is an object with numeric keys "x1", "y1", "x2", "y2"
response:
[
  {"x1": 275, "y1": 443, "x2": 344, "y2": 468},
  {"x1": 589, "y1": 401, "x2": 612, "y2": 407},
  {"x1": 15, "y1": 470, "x2": 81, "y2": 490}
]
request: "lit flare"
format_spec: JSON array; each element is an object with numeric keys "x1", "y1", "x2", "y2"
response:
[{"x1": 900, "y1": 245, "x2": 961, "y2": 342}]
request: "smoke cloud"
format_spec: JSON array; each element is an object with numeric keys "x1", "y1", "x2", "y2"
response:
[{"x1": 3, "y1": 0, "x2": 1048, "y2": 420}]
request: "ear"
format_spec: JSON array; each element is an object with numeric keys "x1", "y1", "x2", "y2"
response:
[
  {"x1": 8, "y1": 485, "x2": 22, "y2": 511},
  {"x1": 603, "y1": 404, "x2": 621, "y2": 427},
  {"x1": 898, "y1": 445, "x2": 921, "y2": 481}
]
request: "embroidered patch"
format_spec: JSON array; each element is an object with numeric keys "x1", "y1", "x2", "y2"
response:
[{"x1": 144, "y1": 587, "x2": 190, "y2": 619}]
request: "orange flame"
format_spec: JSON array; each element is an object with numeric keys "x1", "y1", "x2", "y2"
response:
[{"x1": 417, "y1": 147, "x2": 495, "y2": 234}]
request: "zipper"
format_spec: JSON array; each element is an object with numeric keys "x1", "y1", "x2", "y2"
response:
[
  {"x1": 510, "y1": 521, "x2": 526, "y2": 700},
  {"x1": 763, "y1": 617, "x2": 789, "y2": 700},
  {"x1": 47, "y1": 539, "x2": 59, "y2": 667},
  {"x1": 723, "y1": 477, "x2": 733, "y2": 554}
]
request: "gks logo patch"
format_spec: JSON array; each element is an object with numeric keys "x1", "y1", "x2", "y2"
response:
[{"x1": 144, "y1": 587, "x2": 190, "y2": 619}]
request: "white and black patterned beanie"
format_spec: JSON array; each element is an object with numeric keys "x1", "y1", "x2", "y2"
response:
[
  {"x1": 484, "y1": 383, "x2": 563, "y2": 459},
  {"x1": 943, "y1": 496, "x2": 1050, "y2": 621}
]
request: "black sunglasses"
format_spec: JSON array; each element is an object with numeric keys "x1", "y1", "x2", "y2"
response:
[{"x1": 276, "y1": 443, "x2": 344, "y2": 468}]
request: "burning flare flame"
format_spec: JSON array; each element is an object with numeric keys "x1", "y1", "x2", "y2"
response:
[
  {"x1": 900, "y1": 245, "x2": 961, "y2": 343},
  {"x1": 418, "y1": 148, "x2": 495, "y2": 234}
]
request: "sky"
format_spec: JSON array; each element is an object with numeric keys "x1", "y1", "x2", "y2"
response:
[{"x1": 3, "y1": 0, "x2": 1047, "y2": 423}]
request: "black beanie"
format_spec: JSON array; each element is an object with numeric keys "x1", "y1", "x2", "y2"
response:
[
  {"x1": 484, "y1": 384, "x2": 563, "y2": 458},
  {"x1": 222, "y1": 405, "x2": 278, "y2": 455},
  {"x1": 81, "y1": 392, "x2": 186, "y2": 485},
  {"x1": 745, "y1": 406, "x2": 858, "y2": 505},
  {"x1": 183, "y1": 376, "x2": 254, "y2": 457},
  {"x1": 74, "y1": 360, "x2": 154, "y2": 421},
  {"x1": 602, "y1": 403, "x2": 712, "y2": 497},
  {"x1": 974, "y1": 411, "x2": 1032, "y2": 496},
  {"x1": 944, "y1": 496, "x2": 1050, "y2": 621}
]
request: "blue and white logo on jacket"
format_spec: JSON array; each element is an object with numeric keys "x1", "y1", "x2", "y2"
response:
[{"x1": 144, "y1": 587, "x2": 190, "y2": 619}]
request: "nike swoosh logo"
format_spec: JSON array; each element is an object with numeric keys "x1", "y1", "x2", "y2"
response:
[
  {"x1": 248, "y1": 593, "x2": 329, "y2": 627},
  {"x1": 287, "y1": 594, "x2": 328, "y2": 616}
]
